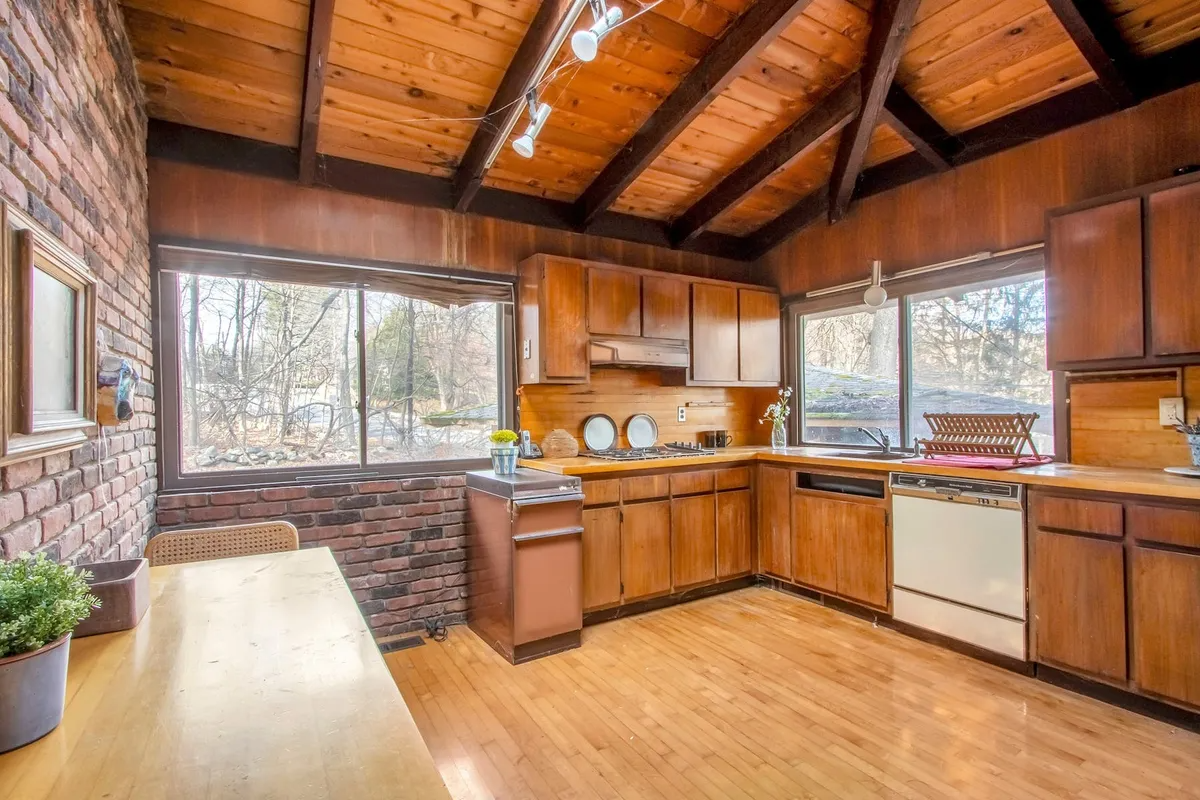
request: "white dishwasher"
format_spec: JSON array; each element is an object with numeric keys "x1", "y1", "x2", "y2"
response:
[{"x1": 890, "y1": 473, "x2": 1027, "y2": 660}]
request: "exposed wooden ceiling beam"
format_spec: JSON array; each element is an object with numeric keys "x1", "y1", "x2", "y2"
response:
[
  {"x1": 451, "y1": 0, "x2": 577, "y2": 213},
  {"x1": 573, "y1": 0, "x2": 818, "y2": 227},
  {"x1": 745, "y1": 185, "x2": 829, "y2": 259},
  {"x1": 298, "y1": 0, "x2": 336, "y2": 185},
  {"x1": 669, "y1": 74, "x2": 860, "y2": 245},
  {"x1": 881, "y1": 86, "x2": 962, "y2": 171},
  {"x1": 146, "y1": 120, "x2": 753, "y2": 262},
  {"x1": 1043, "y1": 0, "x2": 1139, "y2": 107},
  {"x1": 827, "y1": 0, "x2": 921, "y2": 223}
]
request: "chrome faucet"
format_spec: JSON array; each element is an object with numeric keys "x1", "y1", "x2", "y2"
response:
[{"x1": 856, "y1": 427, "x2": 892, "y2": 454}]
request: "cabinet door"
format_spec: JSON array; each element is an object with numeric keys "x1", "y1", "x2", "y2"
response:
[
  {"x1": 671, "y1": 494, "x2": 716, "y2": 589},
  {"x1": 1046, "y1": 199, "x2": 1144, "y2": 366},
  {"x1": 717, "y1": 489, "x2": 752, "y2": 579},
  {"x1": 691, "y1": 283, "x2": 739, "y2": 383},
  {"x1": 1148, "y1": 182, "x2": 1200, "y2": 356},
  {"x1": 582, "y1": 507, "x2": 621, "y2": 611},
  {"x1": 835, "y1": 503, "x2": 888, "y2": 608},
  {"x1": 588, "y1": 268, "x2": 641, "y2": 337},
  {"x1": 642, "y1": 275, "x2": 689, "y2": 340},
  {"x1": 738, "y1": 289, "x2": 781, "y2": 383},
  {"x1": 791, "y1": 495, "x2": 838, "y2": 594},
  {"x1": 1032, "y1": 528, "x2": 1127, "y2": 681},
  {"x1": 1131, "y1": 546, "x2": 1200, "y2": 706},
  {"x1": 621, "y1": 501, "x2": 671, "y2": 601},
  {"x1": 542, "y1": 258, "x2": 588, "y2": 380},
  {"x1": 756, "y1": 465, "x2": 791, "y2": 578}
]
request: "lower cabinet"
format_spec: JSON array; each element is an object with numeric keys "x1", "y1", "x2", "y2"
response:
[
  {"x1": 671, "y1": 494, "x2": 716, "y2": 588},
  {"x1": 620, "y1": 500, "x2": 672, "y2": 602},
  {"x1": 582, "y1": 507, "x2": 621, "y2": 612},
  {"x1": 1131, "y1": 546, "x2": 1200, "y2": 706},
  {"x1": 1031, "y1": 516, "x2": 1128, "y2": 682},
  {"x1": 757, "y1": 465, "x2": 792, "y2": 578},
  {"x1": 717, "y1": 489, "x2": 752, "y2": 579},
  {"x1": 792, "y1": 492, "x2": 888, "y2": 608}
]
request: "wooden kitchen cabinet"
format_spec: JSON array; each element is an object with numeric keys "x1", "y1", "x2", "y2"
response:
[
  {"x1": 717, "y1": 489, "x2": 752, "y2": 579},
  {"x1": 1131, "y1": 546, "x2": 1200, "y2": 706},
  {"x1": 738, "y1": 289, "x2": 781, "y2": 383},
  {"x1": 791, "y1": 494, "x2": 838, "y2": 593},
  {"x1": 621, "y1": 500, "x2": 671, "y2": 601},
  {"x1": 834, "y1": 502, "x2": 888, "y2": 608},
  {"x1": 671, "y1": 494, "x2": 716, "y2": 589},
  {"x1": 642, "y1": 274, "x2": 689, "y2": 341},
  {"x1": 518, "y1": 256, "x2": 588, "y2": 384},
  {"x1": 1147, "y1": 181, "x2": 1200, "y2": 356},
  {"x1": 1031, "y1": 527, "x2": 1127, "y2": 681},
  {"x1": 691, "y1": 283, "x2": 739, "y2": 383},
  {"x1": 1046, "y1": 198, "x2": 1144, "y2": 366},
  {"x1": 757, "y1": 465, "x2": 791, "y2": 579},
  {"x1": 582, "y1": 507, "x2": 621, "y2": 611},
  {"x1": 588, "y1": 268, "x2": 641, "y2": 337}
]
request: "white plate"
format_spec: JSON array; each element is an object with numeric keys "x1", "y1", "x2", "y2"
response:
[
  {"x1": 1164, "y1": 466, "x2": 1200, "y2": 478},
  {"x1": 583, "y1": 414, "x2": 617, "y2": 452},
  {"x1": 626, "y1": 414, "x2": 658, "y2": 449}
]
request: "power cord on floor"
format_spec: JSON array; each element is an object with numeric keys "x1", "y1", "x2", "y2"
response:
[{"x1": 424, "y1": 618, "x2": 448, "y2": 642}]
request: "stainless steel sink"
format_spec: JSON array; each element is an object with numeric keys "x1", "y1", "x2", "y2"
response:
[{"x1": 827, "y1": 451, "x2": 911, "y2": 461}]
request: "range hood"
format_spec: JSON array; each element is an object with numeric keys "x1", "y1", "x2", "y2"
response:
[{"x1": 590, "y1": 335, "x2": 689, "y2": 369}]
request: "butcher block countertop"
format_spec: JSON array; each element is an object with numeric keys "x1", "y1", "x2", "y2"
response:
[
  {"x1": 0, "y1": 548, "x2": 450, "y2": 800},
  {"x1": 521, "y1": 446, "x2": 1200, "y2": 501}
]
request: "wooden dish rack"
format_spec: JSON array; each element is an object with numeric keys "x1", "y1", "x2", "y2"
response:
[{"x1": 914, "y1": 413, "x2": 1042, "y2": 463}]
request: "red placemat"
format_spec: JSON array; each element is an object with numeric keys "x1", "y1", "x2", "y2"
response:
[{"x1": 902, "y1": 454, "x2": 1053, "y2": 470}]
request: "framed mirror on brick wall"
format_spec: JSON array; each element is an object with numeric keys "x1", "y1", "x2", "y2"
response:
[{"x1": 1, "y1": 202, "x2": 98, "y2": 464}]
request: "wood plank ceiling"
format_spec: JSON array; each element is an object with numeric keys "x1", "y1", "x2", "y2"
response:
[{"x1": 123, "y1": 0, "x2": 1200, "y2": 260}]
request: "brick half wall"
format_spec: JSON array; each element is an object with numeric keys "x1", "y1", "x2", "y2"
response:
[{"x1": 156, "y1": 476, "x2": 468, "y2": 638}]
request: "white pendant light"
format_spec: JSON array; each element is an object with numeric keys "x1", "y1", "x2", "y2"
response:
[
  {"x1": 512, "y1": 91, "x2": 551, "y2": 159},
  {"x1": 572, "y1": 0, "x2": 622, "y2": 62},
  {"x1": 863, "y1": 260, "x2": 888, "y2": 308}
]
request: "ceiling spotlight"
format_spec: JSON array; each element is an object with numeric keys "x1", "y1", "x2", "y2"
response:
[
  {"x1": 863, "y1": 259, "x2": 888, "y2": 308},
  {"x1": 572, "y1": 0, "x2": 622, "y2": 62},
  {"x1": 512, "y1": 91, "x2": 551, "y2": 159}
]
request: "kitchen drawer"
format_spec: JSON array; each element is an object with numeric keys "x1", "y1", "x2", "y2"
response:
[
  {"x1": 670, "y1": 470, "x2": 715, "y2": 496},
  {"x1": 512, "y1": 497, "x2": 583, "y2": 537},
  {"x1": 1128, "y1": 503, "x2": 1200, "y2": 550},
  {"x1": 583, "y1": 479, "x2": 621, "y2": 507},
  {"x1": 622, "y1": 474, "x2": 669, "y2": 502},
  {"x1": 1032, "y1": 494, "x2": 1124, "y2": 538},
  {"x1": 716, "y1": 467, "x2": 751, "y2": 491}
]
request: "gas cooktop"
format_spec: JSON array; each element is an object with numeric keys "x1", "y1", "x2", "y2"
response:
[{"x1": 588, "y1": 443, "x2": 716, "y2": 461}]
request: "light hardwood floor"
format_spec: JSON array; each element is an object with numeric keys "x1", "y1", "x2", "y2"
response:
[{"x1": 387, "y1": 588, "x2": 1200, "y2": 800}]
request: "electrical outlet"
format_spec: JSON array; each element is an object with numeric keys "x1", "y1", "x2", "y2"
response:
[
  {"x1": 677, "y1": 406, "x2": 686, "y2": 423},
  {"x1": 522, "y1": 339, "x2": 531, "y2": 359},
  {"x1": 1160, "y1": 397, "x2": 1185, "y2": 427}
]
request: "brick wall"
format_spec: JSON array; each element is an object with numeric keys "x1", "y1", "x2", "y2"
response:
[
  {"x1": 157, "y1": 477, "x2": 468, "y2": 638},
  {"x1": 0, "y1": 0, "x2": 154, "y2": 564}
]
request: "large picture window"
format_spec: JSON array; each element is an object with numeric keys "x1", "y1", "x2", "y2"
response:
[
  {"x1": 157, "y1": 244, "x2": 512, "y2": 489},
  {"x1": 794, "y1": 261, "x2": 1054, "y2": 454}
]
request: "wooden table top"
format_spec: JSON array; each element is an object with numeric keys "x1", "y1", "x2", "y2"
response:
[
  {"x1": 0, "y1": 548, "x2": 450, "y2": 800},
  {"x1": 521, "y1": 446, "x2": 1200, "y2": 501}
]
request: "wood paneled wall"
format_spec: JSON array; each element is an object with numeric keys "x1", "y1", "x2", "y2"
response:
[
  {"x1": 1070, "y1": 368, "x2": 1200, "y2": 469},
  {"x1": 147, "y1": 160, "x2": 762, "y2": 284},
  {"x1": 519, "y1": 369, "x2": 777, "y2": 450},
  {"x1": 763, "y1": 83, "x2": 1200, "y2": 296}
]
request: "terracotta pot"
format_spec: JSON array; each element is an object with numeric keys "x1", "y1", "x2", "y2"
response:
[{"x1": 0, "y1": 634, "x2": 71, "y2": 753}]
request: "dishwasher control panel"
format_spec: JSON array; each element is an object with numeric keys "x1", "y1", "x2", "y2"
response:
[{"x1": 890, "y1": 473, "x2": 1023, "y2": 508}]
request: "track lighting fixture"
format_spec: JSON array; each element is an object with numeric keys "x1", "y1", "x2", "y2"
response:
[
  {"x1": 863, "y1": 260, "x2": 888, "y2": 308},
  {"x1": 572, "y1": 0, "x2": 622, "y2": 62},
  {"x1": 512, "y1": 90, "x2": 551, "y2": 159}
]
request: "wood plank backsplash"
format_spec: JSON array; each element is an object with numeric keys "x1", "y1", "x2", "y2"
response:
[
  {"x1": 1070, "y1": 367, "x2": 1200, "y2": 469},
  {"x1": 518, "y1": 369, "x2": 778, "y2": 450}
]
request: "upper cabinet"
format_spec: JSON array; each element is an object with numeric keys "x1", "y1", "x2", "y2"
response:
[
  {"x1": 518, "y1": 255, "x2": 780, "y2": 386},
  {"x1": 1046, "y1": 172, "x2": 1200, "y2": 370},
  {"x1": 588, "y1": 268, "x2": 641, "y2": 337}
]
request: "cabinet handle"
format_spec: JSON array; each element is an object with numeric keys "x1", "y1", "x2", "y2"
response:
[{"x1": 513, "y1": 526, "x2": 585, "y2": 543}]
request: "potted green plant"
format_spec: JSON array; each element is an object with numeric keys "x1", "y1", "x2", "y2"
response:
[
  {"x1": 760, "y1": 387, "x2": 793, "y2": 450},
  {"x1": 1175, "y1": 417, "x2": 1200, "y2": 467},
  {"x1": 489, "y1": 429, "x2": 520, "y2": 475},
  {"x1": 0, "y1": 553, "x2": 99, "y2": 753}
]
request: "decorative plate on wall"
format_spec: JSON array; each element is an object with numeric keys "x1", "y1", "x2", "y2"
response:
[
  {"x1": 626, "y1": 414, "x2": 658, "y2": 449},
  {"x1": 582, "y1": 414, "x2": 617, "y2": 452}
]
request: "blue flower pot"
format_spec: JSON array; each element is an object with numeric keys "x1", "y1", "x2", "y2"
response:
[
  {"x1": 491, "y1": 446, "x2": 519, "y2": 475},
  {"x1": 1189, "y1": 434, "x2": 1200, "y2": 468}
]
